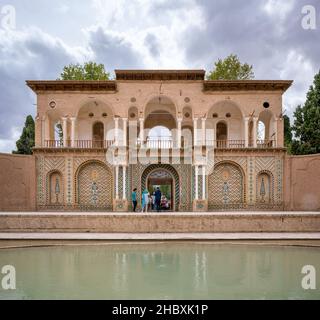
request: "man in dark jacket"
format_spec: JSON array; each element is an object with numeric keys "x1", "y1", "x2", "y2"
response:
[{"x1": 155, "y1": 187, "x2": 162, "y2": 212}]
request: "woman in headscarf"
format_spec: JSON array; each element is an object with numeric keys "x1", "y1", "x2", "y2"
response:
[{"x1": 141, "y1": 189, "x2": 149, "y2": 212}]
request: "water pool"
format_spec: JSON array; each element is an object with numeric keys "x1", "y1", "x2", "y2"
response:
[{"x1": 0, "y1": 243, "x2": 320, "y2": 300}]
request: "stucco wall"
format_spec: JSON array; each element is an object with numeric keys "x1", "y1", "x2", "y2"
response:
[
  {"x1": 284, "y1": 154, "x2": 320, "y2": 211},
  {"x1": 0, "y1": 153, "x2": 36, "y2": 211}
]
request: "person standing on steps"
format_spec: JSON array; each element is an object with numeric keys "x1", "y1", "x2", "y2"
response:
[
  {"x1": 141, "y1": 189, "x2": 149, "y2": 212},
  {"x1": 155, "y1": 187, "x2": 162, "y2": 212},
  {"x1": 132, "y1": 188, "x2": 137, "y2": 212}
]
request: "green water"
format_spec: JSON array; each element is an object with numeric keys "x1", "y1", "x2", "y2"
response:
[{"x1": 0, "y1": 243, "x2": 320, "y2": 300}]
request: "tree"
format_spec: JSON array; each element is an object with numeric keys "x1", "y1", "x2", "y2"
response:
[
  {"x1": 283, "y1": 115, "x2": 293, "y2": 150},
  {"x1": 207, "y1": 54, "x2": 254, "y2": 80},
  {"x1": 291, "y1": 70, "x2": 320, "y2": 155},
  {"x1": 12, "y1": 115, "x2": 35, "y2": 155},
  {"x1": 59, "y1": 62, "x2": 110, "y2": 80}
]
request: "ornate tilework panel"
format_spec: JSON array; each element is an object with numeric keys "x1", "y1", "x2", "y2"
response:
[
  {"x1": 47, "y1": 171, "x2": 63, "y2": 204},
  {"x1": 256, "y1": 171, "x2": 274, "y2": 204},
  {"x1": 77, "y1": 161, "x2": 113, "y2": 209},
  {"x1": 208, "y1": 162, "x2": 244, "y2": 209}
]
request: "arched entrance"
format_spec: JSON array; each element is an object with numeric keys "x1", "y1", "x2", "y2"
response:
[
  {"x1": 141, "y1": 164, "x2": 180, "y2": 211},
  {"x1": 76, "y1": 161, "x2": 113, "y2": 210}
]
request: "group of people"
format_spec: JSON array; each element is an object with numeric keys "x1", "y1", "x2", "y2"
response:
[{"x1": 131, "y1": 188, "x2": 170, "y2": 212}]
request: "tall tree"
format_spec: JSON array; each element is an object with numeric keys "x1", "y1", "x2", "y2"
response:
[
  {"x1": 291, "y1": 70, "x2": 320, "y2": 155},
  {"x1": 12, "y1": 115, "x2": 35, "y2": 155},
  {"x1": 207, "y1": 54, "x2": 254, "y2": 80},
  {"x1": 59, "y1": 62, "x2": 110, "y2": 80},
  {"x1": 283, "y1": 114, "x2": 293, "y2": 150}
]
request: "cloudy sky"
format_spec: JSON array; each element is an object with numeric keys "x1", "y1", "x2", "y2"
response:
[{"x1": 0, "y1": 0, "x2": 319, "y2": 152}]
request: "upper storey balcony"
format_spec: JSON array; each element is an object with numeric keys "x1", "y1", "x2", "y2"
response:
[
  {"x1": 36, "y1": 96, "x2": 281, "y2": 152},
  {"x1": 28, "y1": 76, "x2": 292, "y2": 153}
]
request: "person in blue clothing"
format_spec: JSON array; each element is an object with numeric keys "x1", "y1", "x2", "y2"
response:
[
  {"x1": 141, "y1": 189, "x2": 149, "y2": 212},
  {"x1": 154, "y1": 187, "x2": 162, "y2": 212},
  {"x1": 132, "y1": 188, "x2": 137, "y2": 212}
]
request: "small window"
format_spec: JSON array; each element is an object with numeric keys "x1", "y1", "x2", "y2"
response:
[
  {"x1": 89, "y1": 113, "x2": 94, "y2": 118},
  {"x1": 102, "y1": 113, "x2": 108, "y2": 118},
  {"x1": 263, "y1": 102, "x2": 270, "y2": 109},
  {"x1": 212, "y1": 113, "x2": 218, "y2": 118},
  {"x1": 226, "y1": 113, "x2": 231, "y2": 118}
]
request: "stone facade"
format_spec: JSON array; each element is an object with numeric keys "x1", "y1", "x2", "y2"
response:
[{"x1": 0, "y1": 70, "x2": 301, "y2": 212}]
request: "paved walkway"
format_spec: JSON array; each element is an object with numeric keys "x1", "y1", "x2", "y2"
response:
[
  {"x1": 1, "y1": 232, "x2": 320, "y2": 240},
  {"x1": 0, "y1": 211, "x2": 319, "y2": 216}
]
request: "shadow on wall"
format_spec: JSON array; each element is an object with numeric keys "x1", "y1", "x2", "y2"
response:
[
  {"x1": 284, "y1": 154, "x2": 320, "y2": 211},
  {"x1": 0, "y1": 153, "x2": 36, "y2": 211}
]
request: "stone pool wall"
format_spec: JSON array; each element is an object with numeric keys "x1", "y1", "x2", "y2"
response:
[{"x1": 0, "y1": 212, "x2": 320, "y2": 233}]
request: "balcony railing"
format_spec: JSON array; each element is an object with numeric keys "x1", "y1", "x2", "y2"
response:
[
  {"x1": 145, "y1": 138, "x2": 173, "y2": 149},
  {"x1": 44, "y1": 140, "x2": 114, "y2": 149},
  {"x1": 42, "y1": 139, "x2": 276, "y2": 149}
]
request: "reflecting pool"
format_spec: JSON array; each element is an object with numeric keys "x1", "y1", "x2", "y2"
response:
[{"x1": 1, "y1": 243, "x2": 320, "y2": 300}]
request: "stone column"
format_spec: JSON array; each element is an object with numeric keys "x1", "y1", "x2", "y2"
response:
[
  {"x1": 195, "y1": 165, "x2": 199, "y2": 200},
  {"x1": 244, "y1": 117, "x2": 249, "y2": 148},
  {"x1": 61, "y1": 117, "x2": 68, "y2": 147},
  {"x1": 139, "y1": 118, "x2": 144, "y2": 145},
  {"x1": 123, "y1": 166, "x2": 127, "y2": 200},
  {"x1": 193, "y1": 118, "x2": 198, "y2": 146},
  {"x1": 114, "y1": 117, "x2": 119, "y2": 146},
  {"x1": 202, "y1": 166, "x2": 206, "y2": 200},
  {"x1": 123, "y1": 118, "x2": 128, "y2": 147},
  {"x1": 253, "y1": 117, "x2": 258, "y2": 148},
  {"x1": 177, "y1": 117, "x2": 182, "y2": 148},
  {"x1": 70, "y1": 117, "x2": 76, "y2": 148},
  {"x1": 115, "y1": 165, "x2": 119, "y2": 200},
  {"x1": 201, "y1": 118, "x2": 206, "y2": 146},
  {"x1": 274, "y1": 117, "x2": 278, "y2": 147}
]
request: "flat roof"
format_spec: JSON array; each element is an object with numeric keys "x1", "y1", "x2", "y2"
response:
[
  {"x1": 26, "y1": 73, "x2": 293, "y2": 93},
  {"x1": 203, "y1": 80, "x2": 293, "y2": 92},
  {"x1": 26, "y1": 80, "x2": 117, "y2": 93},
  {"x1": 115, "y1": 69, "x2": 206, "y2": 81}
]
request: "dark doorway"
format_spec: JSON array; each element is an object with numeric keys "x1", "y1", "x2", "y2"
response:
[
  {"x1": 93, "y1": 122, "x2": 104, "y2": 148},
  {"x1": 148, "y1": 169, "x2": 174, "y2": 211}
]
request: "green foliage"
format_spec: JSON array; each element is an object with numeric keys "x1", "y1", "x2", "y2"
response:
[
  {"x1": 207, "y1": 54, "x2": 254, "y2": 80},
  {"x1": 59, "y1": 62, "x2": 110, "y2": 80},
  {"x1": 283, "y1": 115, "x2": 293, "y2": 152},
  {"x1": 12, "y1": 115, "x2": 35, "y2": 155},
  {"x1": 291, "y1": 71, "x2": 320, "y2": 155},
  {"x1": 55, "y1": 123, "x2": 63, "y2": 142}
]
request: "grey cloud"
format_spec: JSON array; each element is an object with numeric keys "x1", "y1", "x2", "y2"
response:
[
  {"x1": 144, "y1": 33, "x2": 160, "y2": 57},
  {"x1": 181, "y1": 0, "x2": 320, "y2": 116},
  {"x1": 184, "y1": 0, "x2": 320, "y2": 73},
  {"x1": 0, "y1": 29, "x2": 75, "y2": 143},
  {"x1": 87, "y1": 27, "x2": 143, "y2": 71}
]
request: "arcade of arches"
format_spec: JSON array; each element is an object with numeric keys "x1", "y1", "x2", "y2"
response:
[{"x1": 28, "y1": 71, "x2": 294, "y2": 212}]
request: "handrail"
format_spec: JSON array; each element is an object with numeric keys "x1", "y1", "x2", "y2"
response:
[
  {"x1": 43, "y1": 140, "x2": 114, "y2": 148},
  {"x1": 42, "y1": 139, "x2": 276, "y2": 149}
]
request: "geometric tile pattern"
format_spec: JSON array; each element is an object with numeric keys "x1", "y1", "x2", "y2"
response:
[
  {"x1": 208, "y1": 161, "x2": 244, "y2": 209},
  {"x1": 256, "y1": 170, "x2": 274, "y2": 204},
  {"x1": 77, "y1": 161, "x2": 113, "y2": 210}
]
